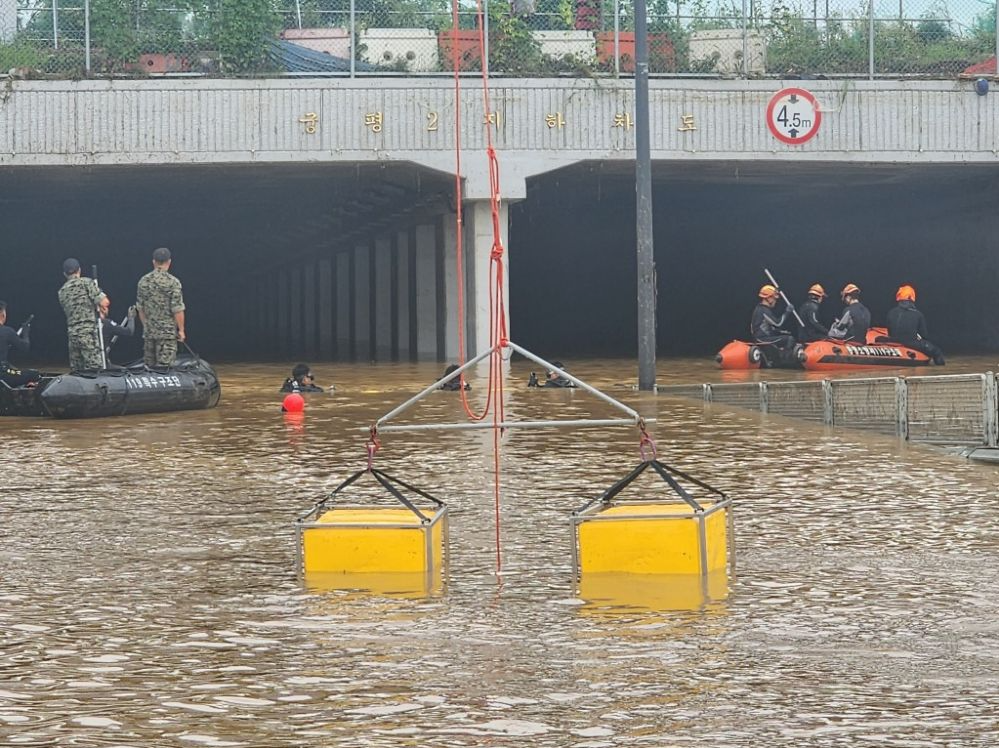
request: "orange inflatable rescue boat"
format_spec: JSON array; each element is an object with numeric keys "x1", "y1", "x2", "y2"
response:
[
  {"x1": 717, "y1": 328, "x2": 935, "y2": 371},
  {"x1": 800, "y1": 328, "x2": 932, "y2": 371},
  {"x1": 715, "y1": 340, "x2": 803, "y2": 370}
]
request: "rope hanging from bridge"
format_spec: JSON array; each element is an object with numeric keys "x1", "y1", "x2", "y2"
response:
[
  {"x1": 447, "y1": 0, "x2": 509, "y2": 570},
  {"x1": 362, "y1": 6, "x2": 656, "y2": 577}
]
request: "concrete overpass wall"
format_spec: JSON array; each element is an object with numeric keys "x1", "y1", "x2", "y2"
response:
[{"x1": 1, "y1": 79, "x2": 997, "y2": 174}]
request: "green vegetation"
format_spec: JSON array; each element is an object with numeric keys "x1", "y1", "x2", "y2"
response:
[
  {"x1": 488, "y1": 0, "x2": 545, "y2": 73},
  {"x1": 2, "y1": 0, "x2": 996, "y2": 78},
  {"x1": 213, "y1": 0, "x2": 279, "y2": 73},
  {"x1": 764, "y1": 3, "x2": 996, "y2": 77},
  {"x1": 0, "y1": 39, "x2": 45, "y2": 73}
]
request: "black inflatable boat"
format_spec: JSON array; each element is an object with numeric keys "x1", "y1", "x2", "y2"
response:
[{"x1": 0, "y1": 356, "x2": 221, "y2": 419}]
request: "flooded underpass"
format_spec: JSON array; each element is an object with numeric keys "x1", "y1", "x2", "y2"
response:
[
  {"x1": 3, "y1": 358, "x2": 999, "y2": 746},
  {"x1": 3, "y1": 160, "x2": 998, "y2": 364},
  {"x1": 512, "y1": 161, "x2": 999, "y2": 357}
]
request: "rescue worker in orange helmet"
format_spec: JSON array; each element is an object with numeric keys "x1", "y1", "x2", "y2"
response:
[
  {"x1": 797, "y1": 283, "x2": 830, "y2": 343},
  {"x1": 750, "y1": 284, "x2": 797, "y2": 357},
  {"x1": 887, "y1": 285, "x2": 945, "y2": 365},
  {"x1": 829, "y1": 283, "x2": 870, "y2": 342}
]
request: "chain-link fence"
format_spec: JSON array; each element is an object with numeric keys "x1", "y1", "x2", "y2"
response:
[
  {"x1": 660, "y1": 372, "x2": 999, "y2": 446},
  {"x1": 1, "y1": 0, "x2": 996, "y2": 79}
]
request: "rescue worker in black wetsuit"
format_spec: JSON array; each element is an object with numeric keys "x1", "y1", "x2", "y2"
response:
[
  {"x1": 280, "y1": 363, "x2": 325, "y2": 393},
  {"x1": 439, "y1": 364, "x2": 470, "y2": 391},
  {"x1": 829, "y1": 283, "x2": 871, "y2": 342},
  {"x1": 887, "y1": 285, "x2": 945, "y2": 365},
  {"x1": 100, "y1": 302, "x2": 137, "y2": 353},
  {"x1": 751, "y1": 285, "x2": 797, "y2": 358},
  {"x1": 528, "y1": 361, "x2": 578, "y2": 388},
  {"x1": 798, "y1": 283, "x2": 830, "y2": 343},
  {"x1": 0, "y1": 301, "x2": 40, "y2": 388}
]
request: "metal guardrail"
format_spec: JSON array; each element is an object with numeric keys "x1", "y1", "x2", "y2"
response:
[
  {"x1": 2, "y1": 0, "x2": 997, "y2": 79},
  {"x1": 661, "y1": 372, "x2": 999, "y2": 447},
  {"x1": 766, "y1": 380, "x2": 826, "y2": 423}
]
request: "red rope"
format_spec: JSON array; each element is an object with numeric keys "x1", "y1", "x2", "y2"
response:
[
  {"x1": 638, "y1": 419, "x2": 657, "y2": 462},
  {"x1": 449, "y1": 0, "x2": 508, "y2": 571},
  {"x1": 366, "y1": 425, "x2": 380, "y2": 471}
]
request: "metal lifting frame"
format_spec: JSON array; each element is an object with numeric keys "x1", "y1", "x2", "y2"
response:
[{"x1": 368, "y1": 341, "x2": 656, "y2": 434}]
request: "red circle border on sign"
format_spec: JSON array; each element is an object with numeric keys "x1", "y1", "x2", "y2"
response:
[{"x1": 766, "y1": 87, "x2": 822, "y2": 145}]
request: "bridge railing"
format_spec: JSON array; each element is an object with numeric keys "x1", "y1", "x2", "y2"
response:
[
  {"x1": 665, "y1": 372, "x2": 999, "y2": 447},
  {"x1": 2, "y1": 0, "x2": 996, "y2": 80}
]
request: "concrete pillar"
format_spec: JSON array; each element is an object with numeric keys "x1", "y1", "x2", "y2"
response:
[
  {"x1": 389, "y1": 233, "x2": 400, "y2": 360},
  {"x1": 441, "y1": 214, "x2": 460, "y2": 360},
  {"x1": 289, "y1": 265, "x2": 303, "y2": 357},
  {"x1": 414, "y1": 224, "x2": 437, "y2": 359},
  {"x1": 0, "y1": 0, "x2": 15, "y2": 44},
  {"x1": 303, "y1": 262, "x2": 317, "y2": 359},
  {"x1": 318, "y1": 257, "x2": 333, "y2": 360},
  {"x1": 277, "y1": 268, "x2": 290, "y2": 359},
  {"x1": 258, "y1": 277, "x2": 270, "y2": 350},
  {"x1": 373, "y1": 237, "x2": 392, "y2": 360},
  {"x1": 434, "y1": 219, "x2": 446, "y2": 361},
  {"x1": 397, "y1": 230, "x2": 411, "y2": 361},
  {"x1": 335, "y1": 252, "x2": 351, "y2": 359},
  {"x1": 407, "y1": 227, "x2": 419, "y2": 360},
  {"x1": 272, "y1": 276, "x2": 280, "y2": 354},
  {"x1": 354, "y1": 244, "x2": 371, "y2": 360},
  {"x1": 464, "y1": 200, "x2": 510, "y2": 356}
]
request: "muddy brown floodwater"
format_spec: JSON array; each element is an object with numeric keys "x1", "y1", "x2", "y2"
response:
[{"x1": 2, "y1": 358, "x2": 998, "y2": 746}]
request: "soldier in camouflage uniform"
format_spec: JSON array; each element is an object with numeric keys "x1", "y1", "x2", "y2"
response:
[
  {"x1": 57, "y1": 258, "x2": 107, "y2": 372},
  {"x1": 136, "y1": 247, "x2": 186, "y2": 368}
]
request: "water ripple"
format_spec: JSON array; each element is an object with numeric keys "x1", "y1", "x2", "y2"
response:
[{"x1": 1, "y1": 360, "x2": 997, "y2": 746}]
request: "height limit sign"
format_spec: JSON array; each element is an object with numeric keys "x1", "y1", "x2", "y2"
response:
[{"x1": 766, "y1": 87, "x2": 821, "y2": 145}]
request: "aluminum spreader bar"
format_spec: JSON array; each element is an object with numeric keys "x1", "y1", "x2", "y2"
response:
[
  {"x1": 375, "y1": 346, "x2": 495, "y2": 428},
  {"x1": 370, "y1": 418, "x2": 655, "y2": 434},
  {"x1": 371, "y1": 340, "x2": 651, "y2": 434},
  {"x1": 505, "y1": 341, "x2": 642, "y2": 422}
]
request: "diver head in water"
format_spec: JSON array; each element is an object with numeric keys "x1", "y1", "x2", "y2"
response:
[
  {"x1": 281, "y1": 363, "x2": 324, "y2": 393},
  {"x1": 440, "y1": 364, "x2": 470, "y2": 391}
]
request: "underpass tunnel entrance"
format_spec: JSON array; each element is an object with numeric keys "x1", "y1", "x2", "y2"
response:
[
  {"x1": 510, "y1": 161, "x2": 999, "y2": 358},
  {"x1": 0, "y1": 163, "x2": 455, "y2": 364},
  {"x1": 5, "y1": 160, "x2": 997, "y2": 369}
]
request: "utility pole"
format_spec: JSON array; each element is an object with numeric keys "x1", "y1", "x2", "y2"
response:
[{"x1": 635, "y1": 0, "x2": 656, "y2": 391}]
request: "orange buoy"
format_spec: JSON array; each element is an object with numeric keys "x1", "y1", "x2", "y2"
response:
[{"x1": 282, "y1": 393, "x2": 305, "y2": 413}]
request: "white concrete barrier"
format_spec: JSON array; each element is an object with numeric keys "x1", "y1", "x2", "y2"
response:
[{"x1": 360, "y1": 28, "x2": 439, "y2": 72}]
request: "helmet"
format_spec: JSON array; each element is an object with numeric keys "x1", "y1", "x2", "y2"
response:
[
  {"x1": 808, "y1": 283, "x2": 827, "y2": 299},
  {"x1": 841, "y1": 283, "x2": 860, "y2": 299},
  {"x1": 896, "y1": 285, "x2": 916, "y2": 302},
  {"x1": 758, "y1": 284, "x2": 778, "y2": 299}
]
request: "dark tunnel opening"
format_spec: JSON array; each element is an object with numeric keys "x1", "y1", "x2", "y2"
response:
[
  {"x1": 2, "y1": 160, "x2": 997, "y2": 368},
  {"x1": 0, "y1": 162, "x2": 454, "y2": 365},
  {"x1": 510, "y1": 161, "x2": 999, "y2": 358}
]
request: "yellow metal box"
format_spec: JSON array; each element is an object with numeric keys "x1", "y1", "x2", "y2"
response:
[
  {"x1": 575, "y1": 502, "x2": 729, "y2": 575},
  {"x1": 298, "y1": 505, "x2": 448, "y2": 576},
  {"x1": 571, "y1": 459, "x2": 734, "y2": 579},
  {"x1": 573, "y1": 500, "x2": 732, "y2": 577}
]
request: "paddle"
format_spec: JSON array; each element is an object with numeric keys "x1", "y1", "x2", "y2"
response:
[
  {"x1": 181, "y1": 339, "x2": 202, "y2": 362},
  {"x1": 764, "y1": 268, "x2": 805, "y2": 328},
  {"x1": 104, "y1": 309, "x2": 132, "y2": 355},
  {"x1": 92, "y1": 265, "x2": 108, "y2": 370},
  {"x1": 16, "y1": 314, "x2": 33, "y2": 337}
]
